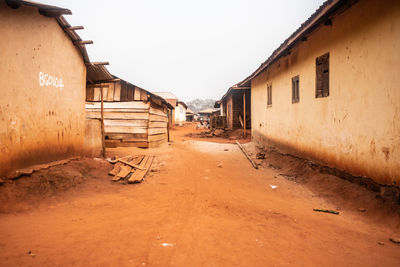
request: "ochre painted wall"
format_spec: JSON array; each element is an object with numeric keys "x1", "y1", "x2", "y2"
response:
[
  {"x1": 0, "y1": 3, "x2": 87, "y2": 177},
  {"x1": 251, "y1": 0, "x2": 400, "y2": 186}
]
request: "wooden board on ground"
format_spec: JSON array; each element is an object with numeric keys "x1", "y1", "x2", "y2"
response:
[
  {"x1": 112, "y1": 155, "x2": 145, "y2": 181},
  {"x1": 128, "y1": 155, "x2": 154, "y2": 183},
  {"x1": 115, "y1": 165, "x2": 132, "y2": 180},
  {"x1": 109, "y1": 162, "x2": 124, "y2": 176}
]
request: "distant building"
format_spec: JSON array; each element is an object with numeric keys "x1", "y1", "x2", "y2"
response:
[
  {"x1": 153, "y1": 92, "x2": 186, "y2": 126},
  {"x1": 175, "y1": 101, "x2": 187, "y2": 126},
  {"x1": 215, "y1": 84, "x2": 251, "y2": 130},
  {"x1": 186, "y1": 108, "x2": 195, "y2": 122},
  {"x1": 198, "y1": 108, "x2": 219, "y2": 121}
]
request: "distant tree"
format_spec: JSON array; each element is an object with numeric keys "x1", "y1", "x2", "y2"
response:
[{"x1": 186, "y1": 99, "x2": 216, "y2": 113}]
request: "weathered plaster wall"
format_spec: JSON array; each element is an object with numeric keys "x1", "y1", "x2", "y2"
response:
[
  {"x1": 0, "y1": 3, "x2": 86, "y2": 177},
  {"x1": 251, "y1": 0, "x2": 400, "y2": 186},
  {"x1": 174, "y1": 103, "x2": 187, "y2": 126}
]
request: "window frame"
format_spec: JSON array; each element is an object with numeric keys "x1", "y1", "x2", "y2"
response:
[
  {"x1": 315, "y1": 52, "x2": 330, "y2": 98},
  {"x1": 292, "y1": 75, "x2": 300, "y2": 103},
  {"x1": 267, "y1": 83, "x2": 272, "y2": 107}
]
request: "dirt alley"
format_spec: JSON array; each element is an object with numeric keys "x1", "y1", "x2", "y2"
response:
[{"x1": 0, "y1": 123, "x2": 399, "y2": 266}]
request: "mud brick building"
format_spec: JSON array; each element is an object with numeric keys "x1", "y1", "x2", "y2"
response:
[
  {"x1": 0, "y1": 0, "x2": 112, "y2": 177},
  {"x1": 237, "y1": 0, "x2": 400, "y2": 187}
]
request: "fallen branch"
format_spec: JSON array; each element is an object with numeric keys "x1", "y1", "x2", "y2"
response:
[
  {"x1": 236, "y1": 140, "x2": 258, "y2": 169},
  {"x1": 313, "y1": 209, "x2": 339, "y2": 215}
]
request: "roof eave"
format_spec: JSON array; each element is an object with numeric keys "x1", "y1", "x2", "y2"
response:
[{"x1": 238, "y1": 0, "x2": 358, "y2": 87}]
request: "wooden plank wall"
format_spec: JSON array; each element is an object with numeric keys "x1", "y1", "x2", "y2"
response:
[
  {"x1": 86, "y1": 81, "x2": 169, "y2": 148},
  {"x1": 86, "y1": 101, "x2": 150, "y2": 148},
  {"x1": 86, "y1": 82, "x2": 148, "y2": 102}
]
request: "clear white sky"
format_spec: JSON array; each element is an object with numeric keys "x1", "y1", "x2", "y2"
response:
[{"x1": 41, "y1": 0, "x2": 325, "y2": 101}]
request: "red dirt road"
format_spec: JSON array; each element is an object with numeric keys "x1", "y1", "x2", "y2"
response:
[{"x1": 0, "y1": 124, "x2": 399, "y2": 266}]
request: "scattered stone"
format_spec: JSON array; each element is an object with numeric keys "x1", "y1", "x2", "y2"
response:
[
  {"x1": 389, "y1": 237, "x2": 400, "y2": 244},
  {"x1": 213, "y1": 129, "x2": 224, "y2": 137},
  {"x1": 358, "y1": 208, "x2": 367, "y2": 212},
  {"x1": 27, "y1": 251, "x2": 36, "y2": 257},
  {"x1": 270, "y1": 184, "x2": 278, "y2": 190},
  {"x1": 217, "y1": 163, "x2": 223, "y2": 168},
  {"x1": 377, "y1": 242, "x2": 385, "y2": 246}
]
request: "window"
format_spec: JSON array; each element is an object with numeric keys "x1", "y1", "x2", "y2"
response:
[
  {"x1": 316, "y1": 53, "x2": 329, "y2": 98},
  {"x1": 267, "y1": 83, "x2": 272, "y2": 106},
  {"x1": 292, "y1": 75, "x2": 299, "y2": 103}
]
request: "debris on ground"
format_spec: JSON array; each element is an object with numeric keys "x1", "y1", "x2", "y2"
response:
[
  {"x1": 256, "y1": 152, "x2": 265, "y2": 159},
  {"x1": 161, "y1": 243, "x2": 175, "y2": 247},
  {"x1": 236, "y1": 140, "x2": 258, "y2": 169},
  {"x1": 185, "y1": 128, "x2": 250, "y2": 141},
  {"x1": 27, "y1": 251, "x2": 36, "y2": 257},
  {"x1": 108, "y1": 155, "x2": 154, "y2": 183},
  {"x1": 389, "y1": 237, "x2": 400, "y2": 244},
  {"x1": 378, "y1": 242, "x2": 385, "y2": 246},
  {"x1": 270, "y1": 184, "x2": 278, "y2": 190},
  {"x1": 313, "y1": 209, "x2": 340, "y2": 215},
  {"x1": 5, "y1": 157, "x2": 80, "y2": 180},
  {"x1": 276, "y1": 173, "x2": 297, "y2": 181}
]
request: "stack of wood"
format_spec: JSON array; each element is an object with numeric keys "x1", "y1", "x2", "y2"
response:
[{"x1": 108, "y1": 155, "x2": 154, "y2": 183}]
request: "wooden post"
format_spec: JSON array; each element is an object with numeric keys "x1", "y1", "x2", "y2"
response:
[
  {"x1": 243, "y1": 91, "x2": 246, "y2": 137},
  {"x1": 100, "y1": 84, "x2": 106, "y2": 157},
  {"x1": 167, "y1": 109, "x2": 170, "y2": 142}
]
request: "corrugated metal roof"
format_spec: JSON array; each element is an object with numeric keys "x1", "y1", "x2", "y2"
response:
[
  {"x1": 218, "y1": 84, "x2": 250, "y2": 102},
  {"x1": 110, "y1": 76, "x2": 174, "y2": 110},
  {"x1": 6, "y1": 0, "x2": 71, "y2": 16},
  {"x1": 199, "y1": 108, "x2": 219, "y2": 114},
  {"x1": 238, "y1": 0, "x2": 358, "y2": 87},
  {"x1": 6, "y1": 0, "x2": 113, "y2": 83},
  {"x1": 177, "y1": 101, "x2": 187, "y2": 109},
  {"x1": 153, "y1": 92, "x2": 178, "y2": 100}
]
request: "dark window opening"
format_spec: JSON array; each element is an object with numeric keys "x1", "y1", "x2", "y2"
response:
[
  {"x1": 316, "y1": 53, "x2": 329, "y2": 98},
  {"x1": 267, "y1": 84, "x2": 272, "y2": 106},
  {"x1": 292, "y1": 75, "x2": 300, "y2": 103}
]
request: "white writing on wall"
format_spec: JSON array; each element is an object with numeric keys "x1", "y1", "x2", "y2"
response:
[{"x1": 39, "y1": 72, "x2": 64, "y2": 90}]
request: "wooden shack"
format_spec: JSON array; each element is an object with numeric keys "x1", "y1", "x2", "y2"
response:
[{"x1": 85, "y1": 78, "x2": 173, "y2": 148}]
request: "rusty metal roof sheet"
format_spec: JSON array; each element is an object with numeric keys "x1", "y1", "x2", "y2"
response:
[
  {"x1": 5, "y1": 0, "x2": 72, "y2": 16},
  {"x1": 177, "y1": 101, "x2": 188, "y2": 110},
  {"x1": 110, "y1": 76, "x2": 175, "y2": 110},
  {"x1": 6, "y1": 0, "x2": 113, "y2": 83},
  {"x1": 238, "y1": 0, "x2": 358, "y2": 87},
  {"x1": 153, "y1": 92, "x2": 178, "y2": 100}
]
